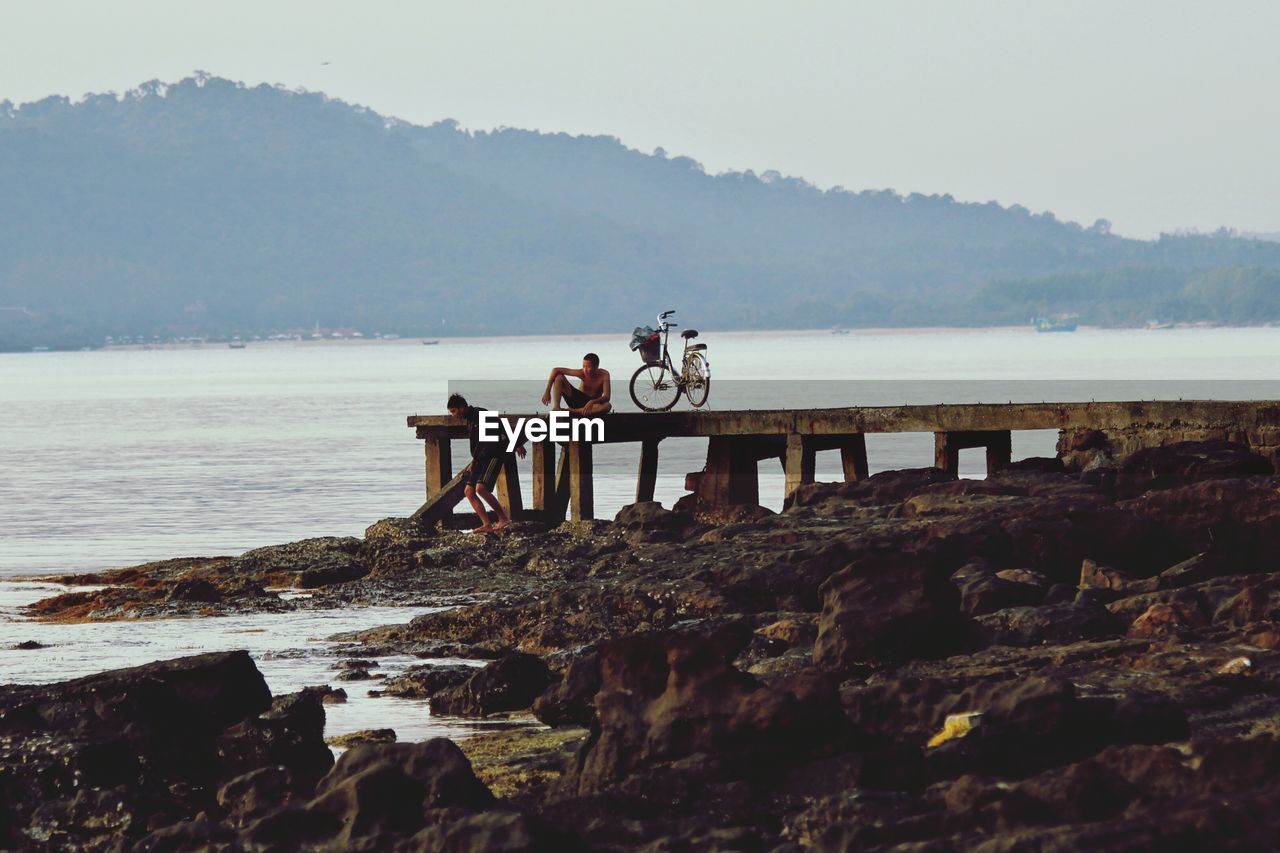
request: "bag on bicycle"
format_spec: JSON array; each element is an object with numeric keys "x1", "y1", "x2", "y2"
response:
[{"x1": 630, "y1": 326, "x2": 661, "y2": 362}]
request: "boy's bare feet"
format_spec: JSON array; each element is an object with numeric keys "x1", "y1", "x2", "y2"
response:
[
  {"x1": 470, "y1": 524, "x2": 494, "y2": 534},
  {"x1": 493, "y1": 517, "x2": 511, "y2": 531}
]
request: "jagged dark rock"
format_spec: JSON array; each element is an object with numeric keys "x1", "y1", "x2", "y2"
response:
[
  {"x1": 325, "y1": 728, "x2": 397, "y2": 748},
  {"x1": 816, "y1": 552, "x2": 968, "y2": 669},
  {"x1": 431, "y1": 652, "x2": 555, "y2": 716},
  {"x1": 166, "y1": 578, "x2": 222, "y2": 602},
  {"x1": 612, "y1": 500, "x2": 700, "y2": 543},
  {"x1": 377, "y1": 662, "x2": 477, "y2": 699},
  {"x1": 17, "y1": 443, "x2": 1280, "y2": 849},
  {"x1": 1121, "y1": 475, "x2": 1280, "y2": 559},
  {"x1": 976, "y1": 600, "x2": 1125, "y2": 647},
  {"x1": 307, "y1": 739, "x2": 496, "y2": 845},
  {"x1": 533, "y1": 648, "x2": 602, "y2": 727},
  {"x1": 1115, "y1": 439, "x2": 1274, "y2": 499},
  {"x1": 216, "y1": 688, "x2": 336, "y2": 799},
  {"x1": 0, "y1": 652, "x2": 315, "y2": 850},
  {"x1": 952, "y1": 560, "x2": 1044, "y2": 615},
  {"x1": 791, "y1": 466, "x2": 957, "y2": 513},
  {"x1": 561, "y1": 621, "x2": 850, "y2": 797}
]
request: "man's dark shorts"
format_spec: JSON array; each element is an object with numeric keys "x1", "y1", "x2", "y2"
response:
[
  {"x1": 562, "y1": 384, "x2": 590, "y2": 410},
  {"x1": 466, "y1": 455, "x2": 504, "y2": 491}
]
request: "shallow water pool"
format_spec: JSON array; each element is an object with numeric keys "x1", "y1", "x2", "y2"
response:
[{"x1": 0, "y1": 581, "x2": 527, "y2": 745}]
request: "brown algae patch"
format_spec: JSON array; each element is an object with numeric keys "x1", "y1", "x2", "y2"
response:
[{"x1": 460, "y1": 726, "x2": 589, "y2": 799}]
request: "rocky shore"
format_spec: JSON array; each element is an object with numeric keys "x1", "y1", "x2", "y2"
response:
[{"x1": 8, "y1": 438, "x2": 1280, "y2": 849}]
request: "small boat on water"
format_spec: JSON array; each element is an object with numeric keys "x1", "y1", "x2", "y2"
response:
[
  {"x1": 831, "y1": 328, "x2": 850, "y2": 336},
  {"x1": 422, "y1": 339, "x2": 440, "y2": 346},
  {"x1": 229, "y1": 341, "x2": 247, "y2": 349},
  {"x1": 1034, "y1": 314, "x2": 1078, "y2": 333},
  {"x1": 1145, "y1": 321, "x2": 1176, "y2": 330}
]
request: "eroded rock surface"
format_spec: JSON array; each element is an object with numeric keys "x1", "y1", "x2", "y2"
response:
[
  {"x1": 13, "y1": 440, "x2": 1280, "y2": 849},
  {"x1": 0, "y1": 651, "x2": 329, "y2": 849}
]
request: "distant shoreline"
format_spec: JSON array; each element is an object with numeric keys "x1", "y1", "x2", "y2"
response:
[
  {"x1": 5, "y1": 320, "x2": 1274, "y2": 353},
  {"x1": 12, "y1": 321, "x2": 1280, "y2": 354}
]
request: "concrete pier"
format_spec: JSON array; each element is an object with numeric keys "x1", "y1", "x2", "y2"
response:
[{"x1": 408, "y1": 400, "x2": 1280, "y2": 524}]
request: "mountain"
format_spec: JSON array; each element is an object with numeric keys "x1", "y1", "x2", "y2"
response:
[{"x1": 4, "y1": 73, "x2": 1280, "y2": 348}]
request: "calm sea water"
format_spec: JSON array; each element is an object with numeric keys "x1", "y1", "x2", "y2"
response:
[
  {"x1": 1, "y1": 326, "x2": 1277, "y2": 731},
  {"x1": 3, "y1": 326, "x2": 1279, "y2": 576}
]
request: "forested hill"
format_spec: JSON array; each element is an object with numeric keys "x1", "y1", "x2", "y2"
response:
[{"x1": 4, "y1": 73, "x2": 1280, "y2": 348}]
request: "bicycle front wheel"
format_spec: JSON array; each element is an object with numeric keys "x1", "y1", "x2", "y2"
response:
[
  {"x1": 683, "y1": 352, "x2": 711, "y2": 407},
  {"x1": 630, "y1": 362, "x2": 682, "y2": 411}
]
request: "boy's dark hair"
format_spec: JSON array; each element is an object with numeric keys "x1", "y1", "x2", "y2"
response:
[
  {"x1": 447, "y1": 393, "x2": 467, "y2": 410},
  {"x1": 583, "y1": 352, "x2": 600, "y2": 368}
]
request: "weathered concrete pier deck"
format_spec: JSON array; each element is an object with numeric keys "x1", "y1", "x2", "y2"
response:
[{"x1": 408, "y1": 400, "x2": 1280, "y2": 524}]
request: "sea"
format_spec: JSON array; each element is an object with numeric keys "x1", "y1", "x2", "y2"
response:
[{"x1": 2, "y1": 325, "x2": 1278, "y2": 741}]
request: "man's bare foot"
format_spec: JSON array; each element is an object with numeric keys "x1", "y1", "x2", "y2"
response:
[
  {"x1": 493, "y1": 517, "x2": 511, "y2": 531},
  {"x1": 470, "y1": 524, "x2": 494, "y2": 534}
]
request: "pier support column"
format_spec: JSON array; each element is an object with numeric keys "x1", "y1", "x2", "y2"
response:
[
  {"x1": 568, "y1": 441, "x2": 594, "y2": 521},
  {"x1": 553, "y1": 445, "x2": 572, "y2": 520},
  {"x1": 423, "y1": 436, "x2": 453, "y2": 497},
  {"x1": 838, "y1": 434, "x2": 869, "y2": 482},
  {"x1": 691, "y1": 436, "x2": 760, "y2": 507},
  {"x1": 934, "y1": 430, "x2": 1014, "y2": 477},
  {"x1": 496, "y1": 457, "x2": 524, "y2": 519},
  {"x1": 985, "y1": 431, "x2": 1012, "y2": 475},
  {"x1": 784, "y1": 434, "x2": 816, "y2": 499},
  {"x1": 531, "y1": 441, "x2": 561, "y2": 522},
  {"x1": 934, "y1": 431, "x2": 959, "y2": 475},
  {"x1": 636, "y1": 438, "x2": 661, "y2": 503}
]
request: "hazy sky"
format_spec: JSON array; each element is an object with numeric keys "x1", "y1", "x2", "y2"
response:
[{"x1": 3, "y1": 0, "x2": 1278, "y2": 238}]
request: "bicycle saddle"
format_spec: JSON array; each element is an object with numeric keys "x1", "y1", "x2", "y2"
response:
[{"x1": 681, "y1": 329, "x2": 699, "y2": 339}]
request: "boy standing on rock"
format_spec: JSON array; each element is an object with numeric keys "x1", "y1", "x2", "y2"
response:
[{"x1": 447, "y1": 393, "x2": 526, "y2": 533}]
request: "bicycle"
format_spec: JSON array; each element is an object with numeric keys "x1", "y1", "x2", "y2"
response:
[{"x1": 628, "y1": 309, "x2": 711, "y2": 411}]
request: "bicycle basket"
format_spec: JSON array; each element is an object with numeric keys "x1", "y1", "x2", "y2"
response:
[{"x1": 630, "y1": 326, "x2": 662, "y2": 362}]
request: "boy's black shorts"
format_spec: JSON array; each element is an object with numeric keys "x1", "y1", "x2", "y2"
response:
[
  {"x1": 466, "y1": 455, "x2": 505, "y2": 491},
  {"x1": 563, "y1": 385, "x2": 590, "y2": 409}
]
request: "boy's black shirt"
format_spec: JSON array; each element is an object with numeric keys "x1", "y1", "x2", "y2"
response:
[{"x1": 462, "y1": 405, "x2": 525, "y2": 459}]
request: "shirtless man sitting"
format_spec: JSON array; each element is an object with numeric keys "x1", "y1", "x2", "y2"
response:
[{"x1": 541, "y1": 352, "x2": 612, "y2": 415}]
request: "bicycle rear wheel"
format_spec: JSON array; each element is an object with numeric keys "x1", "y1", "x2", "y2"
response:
[
  {"x1": 630, "y1": 362, "x2": 681, "y2": 411},
  {"x1": 684, "y1": 353, "x2": 711, "y2": 407}
]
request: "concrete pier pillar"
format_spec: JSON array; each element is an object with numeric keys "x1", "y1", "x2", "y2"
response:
[
  {"x1": 839, "y1": 434, "x2": 869, "y2": 482},
  {"x1": 553, "y1": 445, "x2": 572, "y2": 519},
  {"x1": 423, "y1": 436, "x2": 453, "y2": 497},
  {"x1": 985, "y1": 431, "x2": 1012, "y2": 474},
  {"x1": 530, "y1": 441, "x2": 559, "y2": 521},
  {"x1": 935, "y1": 429, "x2": 1014, "y2": 477},
  {"x1": 934, "y1": 431, "x2": 959, "y2": 475},
  {"x1": 495, "y1": 456, "x2": 524, "y2": 519},
  {"x1": 691, "y1": 436, "x2": 761, "y2": 507},
  {"x1": 568, "y1": 441, "x2": 594, "y2": 521},
  {"x1": 784, "y1": 434, "x2": 816, "y2": 498},
  {"x1": 636, "y1": 439, "x2": 661, "y2": 503}
]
